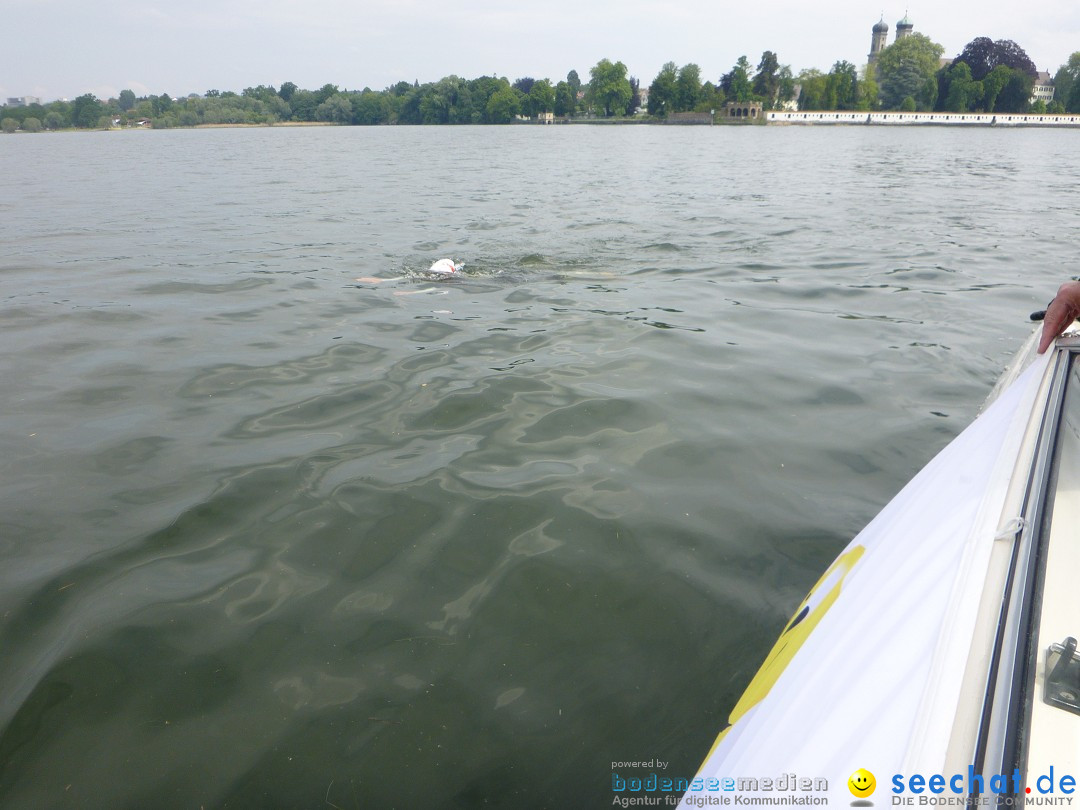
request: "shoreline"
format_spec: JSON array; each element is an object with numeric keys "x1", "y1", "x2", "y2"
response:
[{"x1": 6, "y1": 111, "x2": 1080, "y2": 134}]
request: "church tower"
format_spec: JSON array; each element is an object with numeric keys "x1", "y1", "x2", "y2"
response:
[
  {"x1": 896, "y1": 13, "x2": 914, "y2": 40},
  {"x1": 868, "y1": 17, "x2": 890, "y2": 67}
]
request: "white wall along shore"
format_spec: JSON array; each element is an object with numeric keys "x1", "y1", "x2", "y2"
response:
[{"x1": 768, "y1": 111, "x2": 1080, "y2": 127}]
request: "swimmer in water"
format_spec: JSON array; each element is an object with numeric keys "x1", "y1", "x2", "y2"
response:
[
  {"x1": 426, "y1": 258, "x2": 461, "y2": 275},
  {"x1": 356, "y1": 258, "x2": 462, "y2": 285}
]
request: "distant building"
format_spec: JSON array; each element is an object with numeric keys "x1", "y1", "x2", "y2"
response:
[
  {"x1": 778, "y1": 86, "x2": 800, "y2": 112},
  {"x1": 537, "y1": 111, "x2": 554, "y2": 124},
  {"x1": 5, "y1": 96, "x2": 42, "y2": 107},
  {"x1": 868, "y1": 13, "x2": 916, "y2": 74},
  {"x1": 868, "y1": 18, "x2": 890, "y2": 67},
  {"x1": 863, "y1": 16, "x2": 1053, "y2": 109},
  {"x1": 896, "y1": 14, "x2": 914, "y2": 40},
  {"x1": 723, "y1": 101, "x2": 763, "y2": 121},
  {"x1": 1032, "y1": 72, "x2": 1055, "y2": 105}
]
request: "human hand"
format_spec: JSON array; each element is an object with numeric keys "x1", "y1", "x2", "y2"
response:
[{"x1": 1038, "y1": 281, "x2": 1080, "y2": 354}]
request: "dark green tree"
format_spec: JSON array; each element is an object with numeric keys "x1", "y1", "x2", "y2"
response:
[
  {"x1": 47, "y1": 101, "x2": 71, "y2": 126},
  {"x1": 512, "y1": 77, "x2": 536, "y2": 96},
  {"x1": 454, "y1": 79, "x2": 477, "y2": 123},
  {"x1": 351, "y1": 90, "x2": 391, "y2": 124},
  {"x1": 315, "y1": 84, "x2": 339, "y2": 104},
  {"x1": 118, "y1": 90, "x2": 136, "y2": 111},
  {"x1": 857, "y1": 75, "x2": 879, "y2": 110},
  {"x1": 921, "y1": 75, "x2": 939, "y2": 110},
  {"x1": 289, "y1": 90, "x2": 319, "y2": 121},
  {"x1": 517, "y1": 85, "x2": 537, "y2": 117},
  {"x1": 942, "y1": 62, "x2": 982, "y2": 111},
  {"x1": 953, "y1": 37, "x2": 1036, "y2": 81},
  {"x1": 554, "y1": 81, "x2": 576, "y2": 116},
  {"x1": 675, "y1": 63, "x2": 703, "y2": 111},
  {"x1": 626, "y1": 77, "x2": 641, "y2": 115},
  {"x1": 485, "y1": 85, "x2": 520, "y2": 123},
  {"x1": 530, "y1": 79, "x2": 555, "y2": 115},
  {"x1": 415, "y1": 77, "x2": 475, "y2": 124},
  {"x1": 698, "y1": 81, "x2": 725, "y2": 113},
  {"x1": 1053, "y1": 53, "x2": 1080, "y2": 111},
  {"x1": 1068, "y1": 79, "x2": 1080, "y2": 113},
  {"x1": 395, "y1": 85, "x2": 424, "y2": 124},
  {"x1": 155, "y1": 94, "x2": 175, "y2": 116},
  {"x1": 567, "y1": 70, "x2": 581, "y2": 97},
  {"x1": 721, "y1": 56, "x2": 755, "y2": 102},
  {"x1": 995, "y1": 71, "x2": 1033, "y2": 113},
  {"x1": 796, "y1": 69, "x2": 826, "y2": 110},
  {"x1": 587, "y1": 58, "x2": 632, "y2": 116},
  {"x1": 72, "y1": 94, "x2": 104, "y2": 128},
  {"x1": 243, "y1": 85, "x2": 280, "y2": 103},
  {"x1": 466, "y1": 76, "x2": 508, "y2": 122},
  {"x1": 875, "y1": 33, "x2": 944, "y2": 110},
  {"x1": 418, "y1": 84, "x2": 450, "y2": 124},
  {"x1": 647, "y1": 62, "x2": 678, "y2": 116},
  {"x1": 176, "y1": 108, "x2": 200, "y2": 127},
  {"x1": 880, "y1": 61, "x2": 925, "y2": 109},
  {"x1": 776, "y1": 66, "x2": 796, "y2": 108},
  {"x1": 980, "y1": 65, "x2": 1013, "y2": 112},
  {"x1": 753, "y1": 51, "x2": 780, "y2": 107},
  {"x1": 828, "y1": 61, "x2": 858, "y2": 109},
  {"x1": 317, "y1": 93, "x2": 353, "y2": 123}
]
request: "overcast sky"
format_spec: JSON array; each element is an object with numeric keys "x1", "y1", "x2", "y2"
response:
[{"x1": 5, "y1": 0, "x2": 1080, "y2": 102}]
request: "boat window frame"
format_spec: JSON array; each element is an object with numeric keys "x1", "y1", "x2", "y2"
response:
[{"x1": 972, "y1": 347, "x2": 1080, "y2": 793}]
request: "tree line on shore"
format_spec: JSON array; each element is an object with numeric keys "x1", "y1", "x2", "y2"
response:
[{"x1": 5, "y1": 37, "x2": 1080, "y2": 132}]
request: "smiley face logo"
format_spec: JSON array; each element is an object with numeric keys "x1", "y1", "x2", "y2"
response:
[{"x1": 848, "y1": 769, "x2": 876, "y2": 798}]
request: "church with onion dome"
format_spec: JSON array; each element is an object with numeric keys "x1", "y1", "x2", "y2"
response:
[{"x1": 868, "y1": 13, "x2": 916, "y2": 67}]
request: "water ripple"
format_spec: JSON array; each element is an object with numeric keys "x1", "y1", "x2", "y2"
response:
[{"x1": 0, "y1": 125, "x2": 1067, "y2": 808}]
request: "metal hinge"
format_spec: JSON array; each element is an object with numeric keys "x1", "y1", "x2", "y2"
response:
[{"x1": 1045, "y1": 637, "x2": 1080, "y2": 715}]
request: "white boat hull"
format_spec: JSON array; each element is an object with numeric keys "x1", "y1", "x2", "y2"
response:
[{"x1": 675, "y1": 329, "x2": 1080, "y2": 806}]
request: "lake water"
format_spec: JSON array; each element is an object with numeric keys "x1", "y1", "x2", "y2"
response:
[{"x1": 0, "y1": 124, "x2": 1076, "y2": 808}]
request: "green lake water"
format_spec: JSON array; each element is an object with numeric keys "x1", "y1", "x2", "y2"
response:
[{"x1": 0, "y1": 124, "x2": 1075, "y2": 808}]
